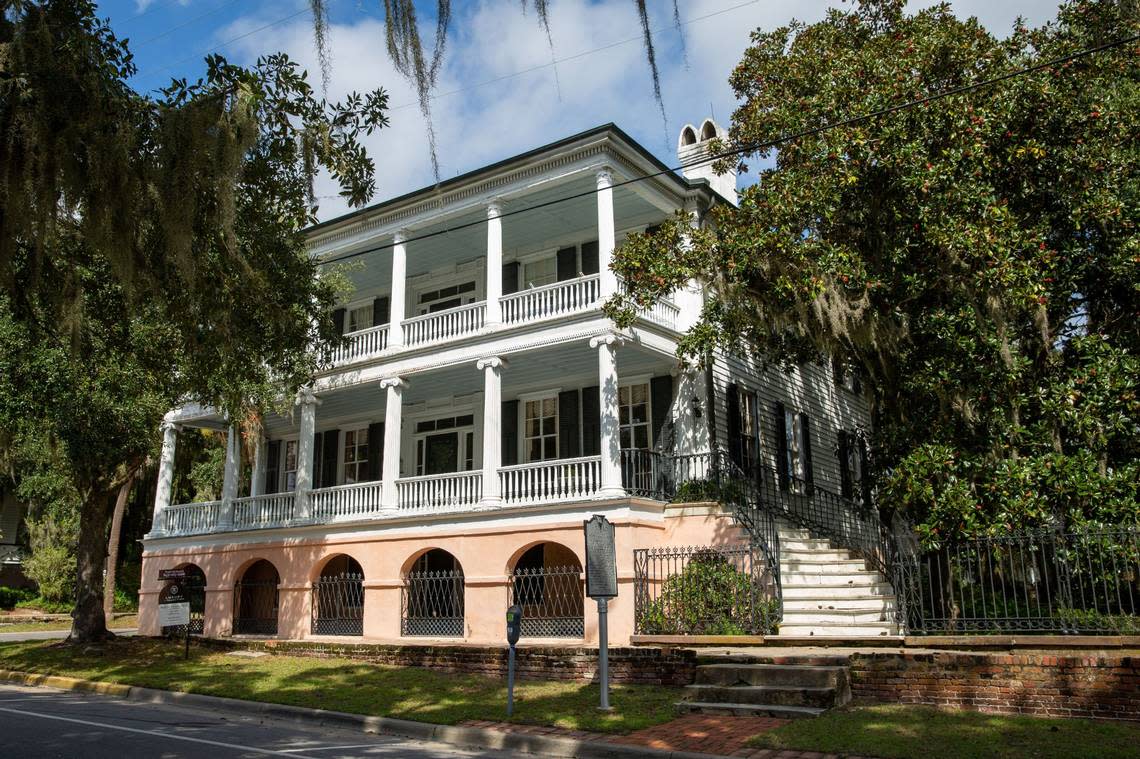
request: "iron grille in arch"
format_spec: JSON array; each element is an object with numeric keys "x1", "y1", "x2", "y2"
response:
[
  {"x1": 401, "y1": 568, "x2": 464, "y2": 637},
  {"x1": 311, "y1": 572, "x2": 364, "y2": 636},
  {"x1": 510, "y1": 565, "x2": 585, "y2": 638},
  {"x1": 232, "y1": 579, "x2": 279, "y2": 635}
]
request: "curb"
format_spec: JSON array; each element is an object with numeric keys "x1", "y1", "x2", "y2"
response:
[{"x1": 0, "y1": 670, "x2": 726, "y2": 759}]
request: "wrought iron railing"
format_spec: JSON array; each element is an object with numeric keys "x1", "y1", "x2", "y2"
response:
[
  {"x1": 897, "y1": 528, "x2": 1140, "y2": 635},
  {"x1": 232, "y1": 579, "x2": 279, "y2": 635},
  {"x1": 311, "y1": 572, "x2": 365, "y2": 636},
  {"x1": 510, "y1": 565, "x2": 585, "y2": 637},
  {"x1": 401, "y1": 568, "x2": 464, "y2": 637}
]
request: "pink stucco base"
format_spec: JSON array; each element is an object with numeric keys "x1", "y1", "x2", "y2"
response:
[{"x1": 139, "y1": 500, "x2": 744, "y2": 646}]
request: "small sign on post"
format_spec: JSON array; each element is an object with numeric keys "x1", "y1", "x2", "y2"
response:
[{"x1": 584, "y1": 514, "x2": 617, "y2": 712}]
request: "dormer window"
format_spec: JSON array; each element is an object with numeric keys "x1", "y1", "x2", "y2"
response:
[
  {"x1": 680, "y1": 126, "x2": 697, "y2": 146},
  {"x1": 701, "y1": 120, "x2": 717, "y2": 141}
]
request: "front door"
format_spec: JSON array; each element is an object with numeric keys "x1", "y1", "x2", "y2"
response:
[{"x1": 424, "y1": 432, "x2": 459, "y2": 475}]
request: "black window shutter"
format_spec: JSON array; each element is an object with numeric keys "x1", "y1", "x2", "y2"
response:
[
  {"x1": 726, "y1": 383, "x2": 742, "y2": 468},
  {"x1": 502, "y1": 262, "x2": 520, "y2": 295},
  {"x1": 556, "y1": 246, "x2": 577, "y2": 282},
  {"x1": 313, "y1": 432, "x2": 323, "y2": 487},
  {"x1": 650, "y1": 375, "x2": 672, "y2": 451},
  {"x1": 558, "y1": 390, "x2": 580, "y2": 458},
  {"x1": 800, "y1": 412, "x2": 814, "y2": 490},
  {"x1": 581, "y1": 385, "x2": 600, "y2": 457},
  {"x1": 838, "y1": 430, "x2": 853, "y2": 499},
  {"x1": 833, "y1": 356, "x2": 845, "y2": 386},
  {"x1": 852, "y1": 368, "x2": 863, "y2": 395},
  {"x1": 373, "y1": 296, "x2": 390, "y2": 327},
  {"x1": 264, "y1": 440, "x2": 281, "y2": 494},
  {"x1": 332, "y1": 308, "x2": 346, "y2": 335},
  {"x1": 858, "y1": 435, "x2": 872, "y2": 507},
  {"x1": 321, "y1": 429, "x2": 339, "y2": 488},
  {"x1": 367, "y1": 422, "x2": 384, "y2": 481},
  {"x1": 501, "y1": 399, "x2": 519, "y2": 466},
  {"x1": 748, "y1": 390, "x2": 762, "y2": 483},
  {"x1": 774, "y1": 401, "x2": 789, "y2": 491},
  {"x1": 580, "y1": 241, "x2": 599, "y2": 275}
]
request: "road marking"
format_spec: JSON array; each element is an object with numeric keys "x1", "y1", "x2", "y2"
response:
[
  {"x1": 279, "y1": 745, "x2": 387, "y2": 753},
  {"x1": 0, "y1": 704, "x2": 325, "y2": 758}
]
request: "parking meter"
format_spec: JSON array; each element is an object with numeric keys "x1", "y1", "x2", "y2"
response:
[{"x1": 506, "y1": 605, "x2": 522, "y2": 716}]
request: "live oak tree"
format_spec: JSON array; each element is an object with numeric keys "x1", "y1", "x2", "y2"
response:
[
  {"x1": 611, "y1": 0, "x2": 1139, "y2": 543},
  {"x1": 0, "y1": 0, "x2": 388, "y2": 642}
]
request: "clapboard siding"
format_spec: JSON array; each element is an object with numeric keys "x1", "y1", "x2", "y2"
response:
[{"x1": 708, "y1": 351, "x2": 871, "y2": 497}]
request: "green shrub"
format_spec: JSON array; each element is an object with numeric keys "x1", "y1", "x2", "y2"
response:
[
  {"x1": 21, "y1": 517, "x2": 76, "y2": 604},
  {"x1": 0, "y1": 586, "x2": 35, "y2": 609},
  {"x1": 14, "y1": 595, "x2": 73, "y2": 613},
  {"x1": 639, "y1": 549, "x2": 777, "y2": 635}
]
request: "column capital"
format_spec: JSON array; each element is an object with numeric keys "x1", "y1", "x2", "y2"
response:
[
  {"x1": 160, "y1": 420, "x2": 179, "y2": 434},
  {"x1": 379, "y1": 376, "x2": 408, "y2": 390},
  {"x1": 295, "y1": 387, "x2": 321, "y2": 407},
  {"x1": 589, "y1": 333, "x2": 624, "y2": 350},
  {"x1": 486, "y1": 199, "x2": 503, "y2": 218},
  {"x1": 595, "y1": 165, "x2": 614, "y2": 187},
  {"x1": 476, "y1": 356, "x2": 507, "y2": 371},
  {"x1": 393, "y1": 229, "x2": 410, "y2": 245}
]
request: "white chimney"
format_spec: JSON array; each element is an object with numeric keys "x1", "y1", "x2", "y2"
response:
[{"x1": 678, "y1": 118, "x2": 737, "y2": 205}]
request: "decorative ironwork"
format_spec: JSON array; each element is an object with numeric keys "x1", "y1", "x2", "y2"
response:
[
  {"x1": 634, "y1": 543, "x2": 778, "y2": 635},
  {"x1": 311, "y1": 572, "x2": 365, "y2": 636},
  {"x1": 897, "y1": 528, "x2": 1140, "y2": 635},
  {"x1": 510, "y1": 565, "x2": 585, "y2": 637},
  {"x1": 232, "y1": 579, "x2": 279, "y2": 635},
  {"x1": 401, "y1": 568, "x2": 464, "y2": 637}
]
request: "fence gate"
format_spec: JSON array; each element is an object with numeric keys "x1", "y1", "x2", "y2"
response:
[
  {"x1": 232, "y1": 579, "x2": 279, "y2": 635},
  {"x1": 510, "y1": 565, "x2": 585, "y2": 637},
  {"x1": 311, "y1": 572, "x2": 364, "y2": 636},
  {"x1": 401, "y1": 568, "x2": 464, "y2": 637}
]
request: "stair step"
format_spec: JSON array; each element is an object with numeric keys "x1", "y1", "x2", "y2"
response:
[
  {"x1": 684, "y1": 684, "x2": 840, "y2": 709},
  {"x1": 695, "y1": 663, "x2": 847, "y2": 689},
  {"x1": 782, "y1": 595, "x2": 895, "y2": 611},
  {"x1": 781, "y1": 608, "x2": 891, "y2": 624},
  {"x1": 782, "y1": 582, "x2": 894, "y2": 598},
  {"x1": 676, "y1": 701, "x2": 825, "y2": 719},
  {"x1": 781, "y1": 558, "x2": 869, "y2": 570},
  {"x1": 778, "y1": 539, "x2": 833, "y2": 551},
  {"x1": 778, "y1": 623, "x2": 897, "y2": 636},
  {"x1": 781, "y1": 548, "x2": 860, "y2": 560},
  {"x1": 782, "y1": 571, "x2": 884, "y2": 585}
]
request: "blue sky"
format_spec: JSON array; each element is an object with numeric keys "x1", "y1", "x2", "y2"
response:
[{"x1": 101, "y1": 0, "x2": 1064, "y2": 222}]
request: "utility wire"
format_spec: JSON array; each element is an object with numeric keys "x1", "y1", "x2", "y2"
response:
[
  {"x1": 315, "y1": 32, "x2": 1140, "y2": 263},
  {"x1": 130, "y1": 0, "x2": 254, "y2": 49}
]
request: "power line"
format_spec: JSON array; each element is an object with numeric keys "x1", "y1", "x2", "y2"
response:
[
  {"x1": 315, "y1": 32, "x2": 1140, "y2": 264},
  {"x1": 130, "y1": 0, "x2": 253, "y2": 49}
]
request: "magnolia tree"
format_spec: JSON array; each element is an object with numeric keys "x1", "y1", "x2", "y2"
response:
[
  {"x1": 611, "y1": 0, "x2": 1139, "y2": 544},
  {"x1": 0, "y1": 0, "x2": 387, "y2": 641}
]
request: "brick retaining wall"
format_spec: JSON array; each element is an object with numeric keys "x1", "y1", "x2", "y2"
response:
[{"x1": 849, "y1": 650, "x2": 1140, "y2": 721}]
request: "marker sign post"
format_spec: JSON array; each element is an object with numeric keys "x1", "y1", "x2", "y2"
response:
[
  {"x1": 584, "y1": 514, "x2": 617, "y2": 711},
  {"x1": 158, "y1": 569, "x2": 193, "y2": 659}
]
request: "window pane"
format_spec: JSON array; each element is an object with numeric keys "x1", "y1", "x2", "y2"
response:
[
  {"x1": 631, "y1": 384, "x2": 648, "y2": 404},
  {"x1": 635, "y1": 427, "x2": 649, "y2": 449},
  {"x1": 620, "y1": 429, "x2": 631, "y2": 448},
  {"x1": 529, "y1": 439, "x2": 542, "y2": 461},
  {"x1": 632, "y1": 403, "x2": 648, "y2": 424}
]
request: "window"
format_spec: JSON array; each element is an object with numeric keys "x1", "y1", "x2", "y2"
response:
[
  {"x1": 413, "y1": 415, "x2": 475, "y2": 475},
  {"x1": 418, "y1": 281, "x2": 476, "y2": 314},
  {"x1": 524, "y1": 396, "x2": 558, "y2": 462},
  {"x1": 342, "y1": 427, "x2": 369, "y2": 484},
  {"x1": 618, "y1": 383, "x2": 650, "y2": 450},
  {"x1": 738, "y1": 391, "x2": 759, "y2": 474},
  {"x1": 783, "y1": 409, "x2": 808, "y2": 491},
  {"x1": 464, "y1": 431, "x2": 474, "y2": 471},
  {"x1": 523, "y1": 257, "x2": 557, "y2": 288},
  {"x1": 346, "y1": 303, "x2": 373, "y2": 333},
  {"x1": 283, "y1": 440, "x2": 298, "y2": 492}
]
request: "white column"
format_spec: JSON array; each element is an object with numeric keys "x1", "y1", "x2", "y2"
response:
[
  {"x1": 477, "y1": 357, "x2": 506, "y2": 506},
  {"x1": 379, "y1": 377, "x2": 406, "y2": 511},
  {"x1": 150, "y1": 421, "x2": 178, "y2": 535},
  {"x1": 216, "y1": 423, "x2": 240, "y2": 529},
  {"x1": 596, "y1": 167, "x2": 618, "y2": 299},
  {"x1": 250, "y1": 431, "x2": 266, "y2": 497},
  {"x1": 485, "y1": 201, "x2": 503, "y2": 326},
  {"x1": 389, "y1": 231, "x2": 408, "y2": 348},
  {"x1": 294, "y1": 388, "x2": 319, "y2": 520},
  {"x1": 590, "y1": 334, "x2": 625, "y2": 497}
]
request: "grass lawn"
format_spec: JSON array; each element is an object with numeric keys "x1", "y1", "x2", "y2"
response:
[
  {"x1": 749, "y1": 704, "x2": 1140, "y2": 759},
  {"x1": 0, "y1": 638, "x2": 681, "y2": 733},
  {"x1": 0, "y1": 614, "x2": 138, "y2": 634}
]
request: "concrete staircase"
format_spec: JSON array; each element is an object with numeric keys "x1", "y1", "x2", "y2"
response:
[
  {"x1": 776, "y1": 524, "x2": 898, "y2": 637},
  {"x1": 678, "y1": 655, "x2": 851, "y2": 718}
]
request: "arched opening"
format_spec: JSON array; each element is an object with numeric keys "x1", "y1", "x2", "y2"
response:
[
  {"x1": 510, "y1": 542, "x2": 584, "y2": 638},
  {"x1": 232, "y1": 559, "x2": 279, "y2": 635},
  {"x1": 700, "y1": 120, "x2": 717, "y2": 141},
  {"x1": 401, "y1": 548, "x2": 464, "y2": 637},
  {"x1": 680, "y1": 125, "x2": 697, "y2": 146},
  {"x1": 311, "y1": 554, "x2": 364, "y2": 636},
  {"x1": 158, "y1": 563, "x2": 206, "y2": 635}
]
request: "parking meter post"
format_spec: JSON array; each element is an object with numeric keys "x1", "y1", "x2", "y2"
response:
[
  {"x1": 507, "y1": 643, "x2": 516, "y2": 717},
  {"x1": 505, "y1": 604, "x2": 522, "y2": 717},
  {"x1": 597, "y1": 597, "x2": 611, "y2": 711}
]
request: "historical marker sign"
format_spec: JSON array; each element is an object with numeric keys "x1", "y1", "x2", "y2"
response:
[
  {"x1": 158, "y1": 568, "x2": 188, "y2": 581},
  {"x1": 584, "y1": 514, "x2": 617, "y2": 599},
  {"x1": 158, "y1": 601, "x2": 191, "y2": 627}
]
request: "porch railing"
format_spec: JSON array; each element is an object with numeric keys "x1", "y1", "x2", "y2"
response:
[
  {"x1": 311, "y1": 572, "x2": 365, "y2": 636},
  {"x1": 310, "y1": 481, "x2": 384, "y2": 521},
  {"x1": 401, "y1": 568, "x2": 465, "y2": 637},
  {"x1": 639, "y1": 298, "x2": 680, "y2": 331},
  {"x1": 499, "y1": 455, "x2": 602, "y2": 505},
  {"x1": 233, "y1": 493, "x2": 296, "y2": 529},
  {"x1": 402, "y1": 301, "x2": 486, "y2": 347},
  {"x1": 162, "y1": 501, "x2": 221, "y2": 535},
  {"x1": 330, "y1": 324, "x2": 389, "y2": 364},
  {"x1": 510, "y1": 565, "x2": 585, "y2": 637},
  {"x1": 397, "y1": 471, "x2": 482, "y2": 511},
  {"x1": 500, "y1": 274, "x2": 599, "y2": 324}
]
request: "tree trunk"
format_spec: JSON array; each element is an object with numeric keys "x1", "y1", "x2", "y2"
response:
[
  {"x1": 70, "y1": 489, "x2": 116, "y2": 643},
  {"x1": 102, "y1": 474, "x2": 135, "y2": 619}
]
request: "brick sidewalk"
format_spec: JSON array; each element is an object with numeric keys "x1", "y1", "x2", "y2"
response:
[{"x1": 461, "y1": 714, "x2": 879, "y2": 758}]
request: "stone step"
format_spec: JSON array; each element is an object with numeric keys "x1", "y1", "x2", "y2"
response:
[
  {"x1": 694, "y1": 663, "x2": 847, "y2": 689},
  {"x1": 781, "y1": 608, "x2": 892, "y2": 624},
  {"x1": 684, "y1": 684, "x2": 840, "y2": 709},
  {"x1": 782, "y1": 582, "x2": 894, "y2": 598},
  {"x1": 777, "y1": 622, "x2": 897, "y2": 637},
  {"x1": 782, "y1": 570, "x2": 884, "y2": 585},
  {"x1": 676, "y1": 701, "x2": 825, "y2": 719},
  {"x1": 780, "y1": 548, "x2": 860, "y2": 561},
  {"x1": 780, "y1": 557, "x2": 870, "y2": 570},
  {"x1": 778, "y1": 538, "x2": 832, "y2": 551},
  {"x1": 782, "y1": 595, "x2": 896, "y2": 612}
]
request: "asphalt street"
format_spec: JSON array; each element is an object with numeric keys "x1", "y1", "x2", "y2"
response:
[{"x1": 0, "y1": 683, "x2": 508, "y2": 758}]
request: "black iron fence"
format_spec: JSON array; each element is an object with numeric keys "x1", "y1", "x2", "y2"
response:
[
  {"x1": 634, "y1": 543, "x2": 779, "y2": 635},
  {"x1": 510, "y1": 565, "x2": 585, "y2": 637},
  {"x1": 402, "y1": 568, "x2": 464, "y2": 637},
  {"x1": 311, "y1": 572, "x2": 365, "y2": 636},
  {"x1": 898, "y1": 528, "x2": 1140, "y2": 635},
  {"x1": 232, "y1": 579, "x2": 279, "y2": 635}
]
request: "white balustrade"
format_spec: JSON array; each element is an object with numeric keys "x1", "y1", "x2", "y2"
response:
[
  {"x1": 396, "y1": 471, "x2": 483, "y2": 511},
  {"x1": 232, "y1": 493, "x2": 296, "y2": 529},
  {"x1": 500, "y1": 275, "x2": 600, "y2": 324},
  {"x1": 499, "y1": 456, "x2": 602, "y2": 505},
  {"x1": 162, "y1": 501, "x2": 221, "y2": 535},
  {"x1": 402, "y1": 302, "x2": 486, "y2": 347},
  {"x1": 330, "y1": 325, "x2": 389, "y2": 364},
  {"x1": 640, "y1": 298, "x2": 680, "y2": 330},
  {"x1": 310, "y1": 481, "x2": 384, "y2": 521}
]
